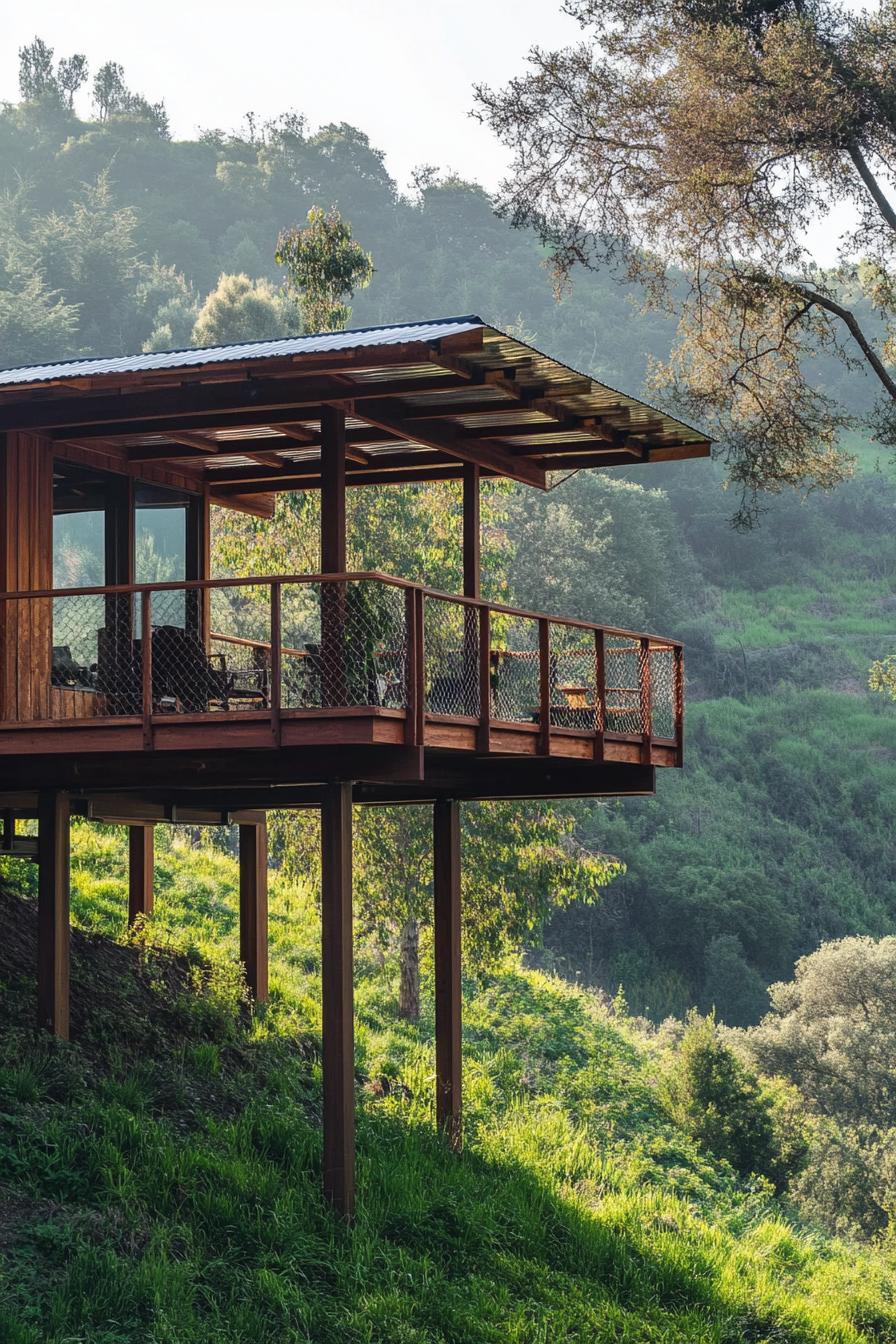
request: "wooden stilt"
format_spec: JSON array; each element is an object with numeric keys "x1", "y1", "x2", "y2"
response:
[
  {"x1": 433, "y1": 798, "x2": 462, "y2": 1149},
  {"x1": 320, "y1": 781, "x2": 355, "y2": 1218},
  {"x1": 37, "y1": 790, "x2": 70, "y2": 1038},
  {"x1": 239, "y1": 821, "x2": 269, "y2": 1002},
  {"x1": 127, "y1": 823, "x2": 154, "y2": 925}
]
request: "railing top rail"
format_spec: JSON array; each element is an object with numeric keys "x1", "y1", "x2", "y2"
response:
[{"x1": 0, "y1": 570, "x2": 684, "y2": 648}]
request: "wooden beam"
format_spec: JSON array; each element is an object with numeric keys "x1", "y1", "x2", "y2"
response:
[
  {"x1": 239, "y1": 821, "x2": 268, "y2": 1002},
  {"x1": 37, "y1": 791, "x2": 70, "y2": 1038},
  {"x1": 23, "y1": 372, "x2": 468, "y2": 439},
  {"x1": 351, "y1": 400, "x2": 547, "y2": 489},
  {"x1": 320, "y1": 782, "x2": 355, "y2": 1219},
  {"x1": 127, "y1": 823, "x2": 154, "y2": 925},
  {"x1": 433, "y1": 799, "x2": 462, "y2": 1150},
  {"x1": 462, "y1": 463, "x2": 481, "y2": 600}
]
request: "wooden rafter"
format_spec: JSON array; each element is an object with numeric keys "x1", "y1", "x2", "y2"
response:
[{"x1": 348, "y1": 398, "x2": 547, "y2": 489}]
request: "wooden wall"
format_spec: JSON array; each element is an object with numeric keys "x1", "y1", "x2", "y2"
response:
[{"x1": 0, "y1": 431, "x2": 55, "y2": 722}]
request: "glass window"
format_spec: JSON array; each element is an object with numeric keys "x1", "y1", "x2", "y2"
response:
[{"x1": 134, "y1": 484, "x2": 191, "y2": 629}]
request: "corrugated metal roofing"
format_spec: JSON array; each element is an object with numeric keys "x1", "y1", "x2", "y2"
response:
[{"x1": 0, "y1": 316, "x2": 484, "y2": 387}]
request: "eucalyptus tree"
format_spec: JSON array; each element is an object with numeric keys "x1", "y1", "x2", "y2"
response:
[{"x1": 275, "y1": 206, "x2": 374, "y2": 333}]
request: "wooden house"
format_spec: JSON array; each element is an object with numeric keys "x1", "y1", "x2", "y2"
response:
[{"x1": 0, "y1": 316, "x2": 709, "y2": 1214}]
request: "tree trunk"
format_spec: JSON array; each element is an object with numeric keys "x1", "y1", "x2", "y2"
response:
[{"x1": 398, "y1": 918, "x2": 420, "y2": 1021}]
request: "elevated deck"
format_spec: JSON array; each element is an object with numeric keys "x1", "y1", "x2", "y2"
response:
[{"x1": 0, "y1": 572, "x2": 682, "y2": 805}]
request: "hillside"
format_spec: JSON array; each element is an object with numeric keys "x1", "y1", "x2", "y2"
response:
[
  {"x1": 2, "y1": 834, "x2": 895, "y2": 1343},
  {"x1": 0, "y1": 83, "x2": 894, "y2": 1023}
]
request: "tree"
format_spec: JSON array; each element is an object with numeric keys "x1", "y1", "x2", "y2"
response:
[
  {"x1": 747, "y1": 936, "x2": 896, "y2": 1129},
  {"x1": 91, "y1": 61, "x2": 168, "y2": 136},
  {"x1": 662, "y1": 1011, "x2": 806, "y2": 1190},
  {"x1": 354, "y1": 801, "x2": 623, "y2": 1020},
  {"x1": 191, "y1": 273, "x2": 294, "y2": 346},
  {"x1": 275, "y1": 206, "x2": 373, "y2": 333},
  {"x1": 475, "y1": 0, "x2": 896, "y2": 525}
]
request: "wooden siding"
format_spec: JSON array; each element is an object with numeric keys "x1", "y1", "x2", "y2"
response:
[{"x1": 0, "y1": 432, "x2": 54, "y2": 722}]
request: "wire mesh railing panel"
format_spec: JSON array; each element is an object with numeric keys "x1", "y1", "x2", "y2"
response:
[
  {"x1": 423, "y1": 596, "x2": 479, "y2": 717},
  {"x1": 50, "y1": 592, "x2": 142, "y2": 714},
  {"x1": 280, "y1": 579, "x2": 409, "y2": 710},
  {"x1": 649, "y1": 643, "x2": 677, "y2": 739},
  {"x1": 604, "y1": 639, "x2": 644, "y2": 735},
  {"x1": 549, "y1": 623, "x2": 598, "y2": 730},
  {"x1": 20, "y1": 580, "x2": 685, "y2": 750},
  {"x1": 490, "y1": 614, "x2": 539, "y2": 723}
]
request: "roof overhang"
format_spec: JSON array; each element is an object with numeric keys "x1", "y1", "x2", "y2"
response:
[{"x1": 0, "y1": 316, "x2": 711, "y2": 512}]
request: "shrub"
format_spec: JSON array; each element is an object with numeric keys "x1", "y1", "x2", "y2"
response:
[{"x1": 661, "y1": 1012, "x2": 805, "y2": 1191}]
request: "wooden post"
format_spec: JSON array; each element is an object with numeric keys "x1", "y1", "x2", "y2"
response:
[
  {"x1": 320, "y1": 782, "x2": 355, "y2": 1218},
  {"x1": 239, "y1": 821, "x2": 269, "y2": 1002},
  {"x1": 37, "y1": 791, "x2": 70, "y2": 1038},
  {"x1": 462, "y1": 463, "x2": 481, "y2": 600},
  {"x1": 462, "y1": 464, "x2": 481, "y2": 717},
  {"x1": 320, "y1": 406, "x2": 347, "y2": 574},
  {"x1": 320, "y1": 406, "x2": 347, "y2": 706},
  {"x1": 127, "y1": 823, "x2": 154, "y2": 925},
  {"x1": 433, "y1": 799, "x2": 462, "y2": 1150},
  {"x1": 538, "y1": 618, "x2": 551, "y2": 756},
  {"x1": 639, "y1": 636, "x2": 652, "y2": 765}
]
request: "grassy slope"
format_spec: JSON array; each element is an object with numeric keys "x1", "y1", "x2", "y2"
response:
[{"x1": 1, "y1": 828, "x2": 894, "y2": 1343}]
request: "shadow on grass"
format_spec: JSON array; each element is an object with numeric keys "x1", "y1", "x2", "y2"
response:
[{"x1": 0, "y1": 878, "x2": 872, "y2": 1343}]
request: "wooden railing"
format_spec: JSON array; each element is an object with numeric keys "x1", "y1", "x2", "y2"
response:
[{"x1": 0, "y1": 572, "x2": 684, "y2": 762}]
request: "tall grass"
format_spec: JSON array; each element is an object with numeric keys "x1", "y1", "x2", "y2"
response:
[{"x1": 0, "y1": 828, "x2": 894, "y2": 1341}]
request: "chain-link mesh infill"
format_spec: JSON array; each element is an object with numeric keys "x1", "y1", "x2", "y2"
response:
[
  {"x1": 280, "y1": 580, "x2": 408, "y2": 710},
  {"x1": 649, "y1": 643, "x2": 677, "y2": 739},
  {"x1": 489, "y1": 614, "x2": 540, "y2": 723},
  {"x1": 40, "y1": 583, "x2": 681, "y2": 741},
  {"x1": 423, "y1": 597, "x2": 480, "y2": 716},
  {"x1": 603, "y1": 639, "x2": 644, "y2": 735},
  {"x1": 549, "y1": 623, "x2": 599, "y2": 730}
]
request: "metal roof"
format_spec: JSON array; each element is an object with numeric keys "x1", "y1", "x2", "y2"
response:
[{"x1": 0, "y1": 316, "x2": 484, "y2": 387}]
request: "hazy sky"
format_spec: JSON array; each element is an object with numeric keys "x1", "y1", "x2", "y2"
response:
[
  {"x1": 1, "y1": 1, "x2": 858, "y2": 263},
  {"x1": 1, "y1": 1, "x2": 581, "y2": 191}
]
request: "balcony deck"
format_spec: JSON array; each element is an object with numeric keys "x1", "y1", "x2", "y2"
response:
[{"x1": 0, "y1": 572, "x2": 682, "y2": 802}]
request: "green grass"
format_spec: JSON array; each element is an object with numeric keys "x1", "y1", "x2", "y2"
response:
[{"x1": 1, "y1": 828, "x2": 895, "y2": 1342}]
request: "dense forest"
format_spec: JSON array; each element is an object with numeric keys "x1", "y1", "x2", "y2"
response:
[{"x1": 0, "y1": 56, "x2": 894, "y2": 1028}]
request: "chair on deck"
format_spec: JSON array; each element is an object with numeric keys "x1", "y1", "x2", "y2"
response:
[{"x1": 151, "y1": 625, "x2": 268, "y2": 713}]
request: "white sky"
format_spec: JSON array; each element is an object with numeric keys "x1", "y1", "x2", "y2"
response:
[
  {"x1": 0, "y1": 1, "x2": 581, "y2": 191},
  {"x1": 0, "y1": 1, "x2": 858, "y2": 263}
]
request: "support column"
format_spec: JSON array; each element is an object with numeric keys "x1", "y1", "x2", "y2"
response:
[
  {"x1": 320, "y1": 405, "x2": 347, "y2": 574},
  {"x1": 239, "y1": 821, "x2": 269, "y2": 1002},
  {"x1": 320, "y1": 781, "x2": 355, "y2": 1218},
  {"x1": 37, "y1": 791, "x2": 70, "y2": 1038},
  {"x1": 462, "y1": 463, "x2": 481, "y2": 716},
  {"x1": 433, "y1": 798, "x2": 462, "y2": 1150},
  {"x1": 320, "y1": 406, "x2": 347, "y2": 706},
  {"x1": 462, "y1": 462, "x2": 481, "y2": 599},
  {"x1": 127, "y1": 823, "x2": 154, "y2": 926}
]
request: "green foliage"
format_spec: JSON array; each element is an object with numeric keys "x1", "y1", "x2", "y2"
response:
[
  {"x1": 191, "y1": 272, "x2": 294, "y2": 346},
  {"x1": 0, "y1": 852, "x2": 893, "y2": 1341},
  {"x1": 275, "y1": 205, "x2": 373, "y2": 333},
  {"x1": 869, "y1": 653, "x2": 896, "y2": 701},
  {"x1": 661, "y1": 1013, "x2": 806, "y2": 1192},
  {"x1": 748, "y1": 936, "x2": 896, "y2": 1131}
]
